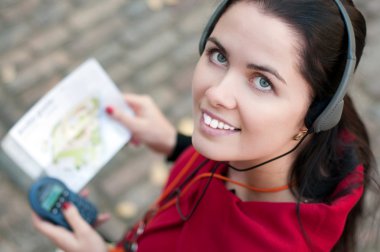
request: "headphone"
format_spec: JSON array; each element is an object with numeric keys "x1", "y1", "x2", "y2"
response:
[{"x1": 198, "y1": 0, "x2": 357, "y2": 133}]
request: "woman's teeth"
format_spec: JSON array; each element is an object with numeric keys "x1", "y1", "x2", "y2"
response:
[{"x1": 203, "y1": 113, "x2": 237, "y2": 131}]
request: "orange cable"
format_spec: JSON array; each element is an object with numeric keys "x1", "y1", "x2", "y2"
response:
[
  {"x1": 210, "y1": 173, "x2": 290, "y2": 193},
  {"x1": 156, "y1": 172, "x2": 290, "y2": 214},
  {"x1": 146, "y1": 152, "x2": 200, "y2": 215}
]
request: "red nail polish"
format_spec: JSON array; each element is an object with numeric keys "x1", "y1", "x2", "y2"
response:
[
  {"x1": 131, "y1": 139, "x2": 140, "y2": 146},
  {"x1": 62, "y1": 202, "x2": 71, "y2": 210},
  {"x1": 106, "y1": 106, "x2": 114, "y2": 115}
]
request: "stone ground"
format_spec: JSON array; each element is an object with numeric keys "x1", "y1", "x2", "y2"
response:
[{"x1": 0, "y1": 1, "x2": 379, "y2": 251}]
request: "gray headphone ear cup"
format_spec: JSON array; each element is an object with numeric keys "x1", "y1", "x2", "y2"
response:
[
  {"x1": 313, "y1": 100, "x2": 344, "y2": 133},
  {"x1": 305, "y1": 100, "x2": 329, "y2": 131}
]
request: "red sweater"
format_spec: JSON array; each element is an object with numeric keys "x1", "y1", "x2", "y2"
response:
[{"x1": 119, "y1": 146, "x2": 363, "y2": 252}]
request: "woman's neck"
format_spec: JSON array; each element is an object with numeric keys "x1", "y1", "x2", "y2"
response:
[{"x1": 226, "y1": 155, "x2": 296, "y2": 202}]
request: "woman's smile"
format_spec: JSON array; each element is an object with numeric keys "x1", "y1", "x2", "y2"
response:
[{"x1": 200, "y1": 110, "x2": 241, "y2": 137}]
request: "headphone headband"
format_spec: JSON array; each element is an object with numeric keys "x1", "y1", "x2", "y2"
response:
[
  {"x1": 199, "y1": 0, "x2": 356, "y2": 133},
  {"x1": 199, "y1": 0, "x2": 231, "y2": 55},
  {"x1": 312, "y1": 0, "x2": 356, "y2": 133}
]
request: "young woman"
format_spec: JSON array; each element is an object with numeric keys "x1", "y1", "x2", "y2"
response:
[{"x1": 32, "y1": 0, "x2": 378, "y2": 251}]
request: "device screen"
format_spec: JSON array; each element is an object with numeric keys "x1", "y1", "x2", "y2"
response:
[{"x1": 40, "y1": 184, "x2": 64, "y2": 211}]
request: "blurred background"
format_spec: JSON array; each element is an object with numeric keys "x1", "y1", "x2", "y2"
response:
[{"x1": 0, "y1": 0, "x2": 379, "y2": 251}]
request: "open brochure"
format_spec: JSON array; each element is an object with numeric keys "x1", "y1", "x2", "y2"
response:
[{"x1": 1, "y1": 59, "x2": 133, "y2": 192}]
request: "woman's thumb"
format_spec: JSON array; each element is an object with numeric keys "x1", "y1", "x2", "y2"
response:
[{"x1": 62, "y1": 202, "x2": 91, "y2": 234}]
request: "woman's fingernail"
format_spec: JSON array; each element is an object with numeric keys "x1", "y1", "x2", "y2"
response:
[
  {"x1": 62, "y1": 202, "x2": 71, "y2": 210},
  {"x1": 131, "y1": 139, "x2": 141, "y2": 146},
  {"x1": 106, "y1": 106, "x2": 114, "y2": 115}
]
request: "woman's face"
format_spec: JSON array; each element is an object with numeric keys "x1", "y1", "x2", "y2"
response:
[{"x1": 192, "y1": 2, "x2": 312, "y2": 168}]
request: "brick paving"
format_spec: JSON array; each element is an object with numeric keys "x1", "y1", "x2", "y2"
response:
[{"x1": 0, "y1": 1, "x2": 379, "y2": 251}]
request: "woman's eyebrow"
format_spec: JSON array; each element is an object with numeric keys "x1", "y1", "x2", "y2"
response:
[
  {"x1": 207, "y1": 37, "x2": 229, "y2": 57},
  {"x1": 247, "y1": 63, "x2": 287, "y2": 85},
  {"x1": 207, "y1": 37, "x2": 287, "y2": 85}
]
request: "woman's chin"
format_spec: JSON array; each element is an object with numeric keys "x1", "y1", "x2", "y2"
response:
[{"x1": 192, "y1": 135, "x2": 230, "y2": 162}]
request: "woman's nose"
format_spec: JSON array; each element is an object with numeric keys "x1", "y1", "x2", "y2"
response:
[{"x1": 205, "y1": 72, "x2": 238, "y2": 109}]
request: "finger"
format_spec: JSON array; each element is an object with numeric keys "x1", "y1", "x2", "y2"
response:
[
  {"x1": 130, "y1": 137, "x2": 141, "y2": 146},
  {"x1": 94, "y1": 213, "x2": 111, "y2": 227},
  {"x1": 31, "y1": 212, "x2": 77, "y2": 250},
  {"x1": 79, "y1": 188, "x2": 90, "y2": 198},
  {"x1": 108, "y1": 106, "x2": 143, "y2": 132},
  {"x1": 62, "y1": 202, "x2": 92, "y2": 235},
  {"x1": 32, "y1": 212, "x2": 66, "y2": 234},
  {"x1": 124, "y1": 93, "x2": 145, "y2": 107},
  {"x1": 121, "y1": 94, "x2": 145, "y2": 114}
]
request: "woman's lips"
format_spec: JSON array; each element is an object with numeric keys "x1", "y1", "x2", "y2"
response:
[{"x1": 199, "y1": 111, "x2": 241, "y2": 136}]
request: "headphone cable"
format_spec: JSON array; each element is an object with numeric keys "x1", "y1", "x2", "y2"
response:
[{"x1": 228, "y1": 132, "x2": 310, "y2": 172}]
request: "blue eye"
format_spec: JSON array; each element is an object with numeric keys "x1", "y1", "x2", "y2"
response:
[
  {"x1": 209, "y1": 50, "x2": 227, "y2": 65},
  {"x1": 253, "y1": 76, "x2": 272, "y2": 91}
]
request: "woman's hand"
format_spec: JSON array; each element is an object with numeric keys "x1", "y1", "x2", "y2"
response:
[
  {"x1": 106, "y1": 93, "x2": 177, "y2": 156},
  {"x1": 32, "y1": 203, "x2": 108, "y2": 252}
]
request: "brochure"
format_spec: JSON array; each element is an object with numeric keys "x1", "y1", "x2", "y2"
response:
[{"x1": 1, "y1": 59, "x2": 133, "y2": 192}]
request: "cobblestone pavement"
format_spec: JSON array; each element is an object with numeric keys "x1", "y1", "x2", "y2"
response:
[{"x1": 0, "y1": 1, "x2": 379, "y2": 251}]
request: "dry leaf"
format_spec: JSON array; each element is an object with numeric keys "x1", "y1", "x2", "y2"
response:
[
  {"x1": 116, "y1": 201, "x2": 138, "y2": 219},
  {"x1": 147, "y1": 0, "x2": 163, "y2": 11}
]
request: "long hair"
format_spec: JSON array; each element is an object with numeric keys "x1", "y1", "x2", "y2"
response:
[{"x1": 230, "y1": 0, "x2": 377, "y2": 250}]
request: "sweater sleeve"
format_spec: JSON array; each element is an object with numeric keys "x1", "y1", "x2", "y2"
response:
[{"x1": 166, "y1": 132, "x2": 192, "y2": 162}]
